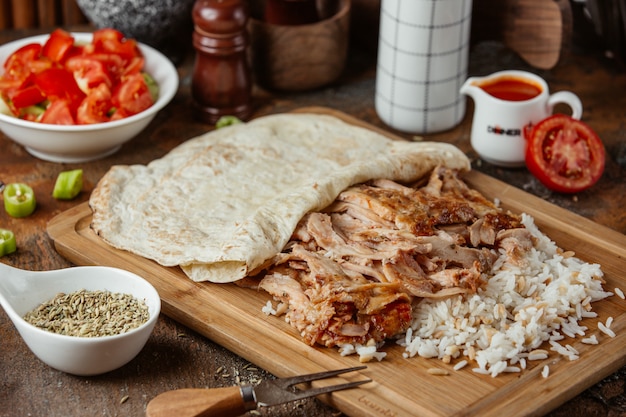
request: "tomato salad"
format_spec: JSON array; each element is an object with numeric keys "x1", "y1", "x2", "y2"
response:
[{"x1": 0, "y1": 28, "x2": 158, "y2": 125}]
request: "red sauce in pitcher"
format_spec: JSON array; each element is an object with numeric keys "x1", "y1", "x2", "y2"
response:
[{"x1": 479, "y1": 76, "x2": 542, "y2": 101}]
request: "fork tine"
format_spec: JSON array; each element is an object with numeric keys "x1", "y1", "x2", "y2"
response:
[
  {"x1": 255, "y1": 366, "x2": 370, "y2": 407},
  {"x1": 285, "y1": 379, "x2": 372, "y2": 402},
  {"x1": 277, "y1": 365, "x2": 368, "y2": 388}
]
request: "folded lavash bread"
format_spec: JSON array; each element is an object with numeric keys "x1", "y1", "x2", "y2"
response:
[{"x1": 89, "y1": 113, "x2": 470, "y2": 283}]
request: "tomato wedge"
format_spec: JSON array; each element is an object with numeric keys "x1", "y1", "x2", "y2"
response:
[
  {"x1": 34, "y1": 67, "x2": 85, "y2": 112},
  {"x1": 0, "y1": 44, "x2": 46, "y2": 100},
  {"x1": 42, "y1": 28, "x2": 75, "y2": 63},
  {"x1": 92, "y1": 28, "x2": 141, "y2": 61},
  {"x1": 524, "y1": 115, "x2": 605, "y2": 193},
  {"x1": 65, "y1": 56, "x2": 113, "y2": 92},
  {"x1": 76, "y1": 83, "x2": 112, "y2": 124},
  {"x1": 3, "y1": 183, "x2": 36, "y2": 218},
  {"x1": 0, "y1": 228, "x2": 17, "y2": 257},
  {"x1": 10, "y1": 84, "x2": 45, "y2": 108},
  {"x1": 111, "y1": 72, "x2": 153, "y2": 117},
  {"x1": 41, "y1": 99, "x2": 75, "y2": 124},
  {"x1": 3, "y1": 43, "x2": 42, "y2": 74}
]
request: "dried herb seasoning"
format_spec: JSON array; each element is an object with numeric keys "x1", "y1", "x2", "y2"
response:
[{"x1": 23, "y1": 289, "x2": 149, "y2": 337}]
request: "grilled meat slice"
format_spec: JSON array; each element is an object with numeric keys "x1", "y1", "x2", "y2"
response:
[
  {"x1": 258, "y1": 166, "x2": 527, "y2": 348},
  {"x1": 261, "y1": 245, "x2": 412, "y2": 347}
]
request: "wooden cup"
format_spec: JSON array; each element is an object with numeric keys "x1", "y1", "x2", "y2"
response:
[{"x1": 248, "y1": 0, "x2": 351, "y2": 91}]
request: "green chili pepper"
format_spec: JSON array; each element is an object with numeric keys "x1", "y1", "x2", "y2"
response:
[
  {"x1": 215, "y1": 115, "x2": 243, "y2": 129},
  {"x1": 3, "y1": 183, "x2": 36, "y2": 218},
  {"x1": 143, "y1": 73, "x2": 159, "y2": 103},
  {"x1": 0, "y1": 229, "x2": 17, "y2": 257},
  {"x1": 52, "y1": 169, "x2": 83, "y2": 200}
]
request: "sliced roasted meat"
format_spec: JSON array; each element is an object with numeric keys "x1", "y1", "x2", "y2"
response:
[
  {"x1": 260, "y1": 245, "x2": 412, "y2": 347},
  {"x1": 496, "y1": 227, "x2": 535, "y2": 265},
  {"x1": 257, "y1": 166, "x2": 530, "y2": 348}
]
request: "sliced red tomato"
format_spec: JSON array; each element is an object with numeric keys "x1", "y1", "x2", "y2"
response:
[
  {"x1": 122, "y1": 56, "x2": 145, "y2": 75},
  {"x1": 82, "y1": 52, "x2": 125, "y2": 82},
  {"x1": 0, "y1": 76, "x2": 28, "y2": 100},
  {"x1": 42, "y1": 29, "x2": 75, "y2": 63},
  {"x1": 525, "y1": 115, "x2": 605, "y2": 193},
  {"x1": 92, "y1": 29, "x2": 141, "y2": 62},
  {"x1": 1, "y1": 44, "x2": 45, "y2": 96},
  {"x1": 40, "y1": 99, "x2": 74, "y2": 125},
  {"x1": 65, "y1": 56, "x2": 113, "y2": 92},
  {"x1": 111, "y1": 72, "x2": 153, "y2": 117},
  {"x1": 76, "y1": 83, "x2": 112, "y2": 124},
  {"x1": 10, "y1": 84, "x2": 45, "y2": 108},
  {"x1": 3, "y1": 43, "x2": 41, "y2": 72},
  {"x1": 34, "y1": 67, "x2": 85, "y2": 113}
]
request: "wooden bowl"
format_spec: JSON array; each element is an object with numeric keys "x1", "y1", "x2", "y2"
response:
[{"x1": 248, "y1": 0, "x2": 351, "y2": 91}]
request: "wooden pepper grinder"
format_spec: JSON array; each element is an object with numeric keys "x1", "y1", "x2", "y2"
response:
[{"x1": 191, "y1": 0, "x2": 252, "y2": 124}]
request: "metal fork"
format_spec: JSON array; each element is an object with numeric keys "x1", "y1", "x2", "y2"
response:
[{"x1": 145, "y1": 366, "x2": 371, "y2": 417}]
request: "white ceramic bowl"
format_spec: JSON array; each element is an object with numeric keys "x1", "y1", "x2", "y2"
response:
[
  {"x1": 0, "y1": 264, "x2": 161, "y2": 376},
  {"x1": 0, "y1": 32, "x2": 179, "y2": 163}
]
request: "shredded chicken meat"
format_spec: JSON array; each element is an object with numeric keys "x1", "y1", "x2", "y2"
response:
[{"x1": 254, "y1": 166, "x2": 534, "y2": 348}]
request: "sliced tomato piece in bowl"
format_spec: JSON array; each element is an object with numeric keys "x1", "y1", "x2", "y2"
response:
[
  {"x1": 42, "y1": 28, "x2": 75, "y2": 63},
  {"x1": 0, "y1": 43, "x2": 48, "y2": 98},
  {"x1": 122, "y1": 56, "x2": 145, "y2": 76},
  {"x1": 76, "y1": 83, "x2": 113, "y2": 124},
  {"x1": 524, "y1": 114, "x2": 605, "y2": 194},
  {"x1": 34, "y1": 67, "x2": 85, "y2": 113},
  {"x1": 92, "y1": 28, "x2": 141, "y2": 61},
  {"x1": 40, "y1": 99, "x2": 75, "y2": 125},
  {"x1": 65, "y1": 56, "x2": 113, "y2": 92},
  {"x1": 111, "y1": 72, "x2": 154, "y2": 117},
  {"x1": 10, "y1": 84, "x2": 46, "y2": 108},
  {"x1": 83, "y1": 53, "x2": 125, "y2": 83},
  {"x1": 3, "y1": 43, "x2": 42, "y2": 73},
  {"x1": 0, "y1": 76, "x2": 31, "y2": 105}
]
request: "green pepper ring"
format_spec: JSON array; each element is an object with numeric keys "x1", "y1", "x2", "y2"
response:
[
  {"x1": 3, "y1": 183, "x2": 37, "y2": 218},
  {"x1": 0, "y1": 228, "x2": 17, "y2": 256},
  {"x1": 53, "y1": 169, "x2": 83, "y2": 200}
]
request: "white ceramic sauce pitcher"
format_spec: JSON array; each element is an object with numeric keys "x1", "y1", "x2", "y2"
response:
[{"x1": 460, "y1": 70, "x2": 582, "y2": 167}]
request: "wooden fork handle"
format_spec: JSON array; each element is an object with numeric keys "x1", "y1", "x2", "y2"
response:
[{"x1": 145, "y1": 386, "x2": 250, "y2": 417}]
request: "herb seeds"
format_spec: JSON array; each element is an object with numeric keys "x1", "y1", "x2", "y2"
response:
[{"x1": 23, "y1": 289, "x2": 150, "y2": 337}]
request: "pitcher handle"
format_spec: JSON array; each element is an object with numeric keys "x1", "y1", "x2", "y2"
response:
[{"x1": 547, "y1": 91, "x2": 583, "y2": 120}]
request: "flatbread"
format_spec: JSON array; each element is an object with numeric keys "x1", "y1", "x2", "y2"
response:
[{"x1": 89, "y1": 113, "x2": 470, "y2": 283}]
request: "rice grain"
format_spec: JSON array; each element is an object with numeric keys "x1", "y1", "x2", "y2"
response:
[{"x1": 598, "y1": 322, "x2": 616, "y2": 338}]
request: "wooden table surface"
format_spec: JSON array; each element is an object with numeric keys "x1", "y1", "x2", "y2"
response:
[{"x1": 1, "y1": 25, "x2": 626, "y2": 417}]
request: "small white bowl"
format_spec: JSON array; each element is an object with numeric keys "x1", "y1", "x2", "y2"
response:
[
  {"x1": 0, "y1": 264, "x2": 161, "y2": 376},
  {"x1": 0, "y1": 32, "x2": 179, "y2": 163}
]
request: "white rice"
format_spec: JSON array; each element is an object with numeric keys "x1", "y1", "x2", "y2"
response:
[
  {"x1": 339, "y1": 341, "x2": 387, "y2": 363},
  {"x1": 261, "y1": 301, "x2": 276, "y2": 315},
  {"x1": 598, "y1": 321, "x2": 616, "y2": 338},
  {"x1": 397, "y1": 214, "x2": 613, "y2": 377},
  {"x1": 581, "y1": 334, "x2": 599, "y2": 345}
]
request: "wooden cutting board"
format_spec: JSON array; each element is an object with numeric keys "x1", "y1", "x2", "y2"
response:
[{"x1": 47, "y1": 108, "x2": 626, "y2": 417}]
